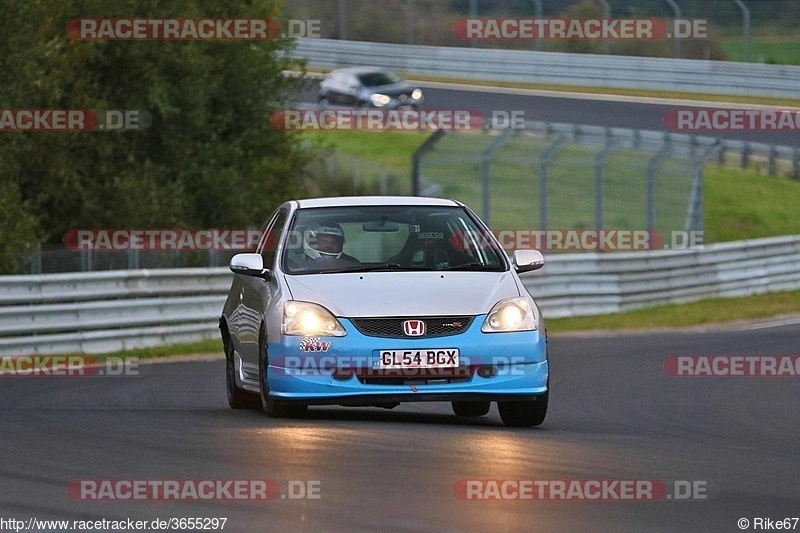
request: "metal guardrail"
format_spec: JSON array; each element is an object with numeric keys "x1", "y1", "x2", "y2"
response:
[
  {"x1": 293, "y1": 38, "x2": 800, "y2": 99},
  {"x1": 2, "y1": 235, "x2": 800, "y2": 355},
  {"x1": 0, "y1": 269, "x2": 230, "y2": 356},
  {"x1": 522, "y1": 235, "x2": 800, "y2": 318}
]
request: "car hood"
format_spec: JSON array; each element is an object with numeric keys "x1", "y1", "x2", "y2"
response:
[{"x1": 284, "y1": 271, "x2": 520, "y2": 318}]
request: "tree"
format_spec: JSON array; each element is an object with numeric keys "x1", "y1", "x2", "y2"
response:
[{"x1": 0, "y1": 0, "x2": 311, "y2": 271}]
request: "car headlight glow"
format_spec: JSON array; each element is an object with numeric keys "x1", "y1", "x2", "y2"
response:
[
  {"x1": 481, "y1": 297, "x2": 537, "y2": 333},
  {"x1": 283, "y1": 301, "x2": 346, "y2": 336},
  {"x1": 411, "y1": 89, "x2": 423, "y2": 100},
  {"x1": 370, "y1": 93, "x2": 391, "y2": 106}
]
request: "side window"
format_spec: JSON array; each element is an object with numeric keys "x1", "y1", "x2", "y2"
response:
[
  {"x1": 258, "y1": 210, "x2": 287, "y2": 270},
  {"x1": 346, "y1": 75, "x2": 360, "y2": 89}
]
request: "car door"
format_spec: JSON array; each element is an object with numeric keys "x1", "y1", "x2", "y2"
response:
[
  {"x1": 341, "y1": 74, "x2": 363, "y2": 107},
  {"x1": 236, "y1": 209, "x2": 288, "y2": 377},
  {"x1": 327, "y1": 73, "x2": 347, "y2": 105}
]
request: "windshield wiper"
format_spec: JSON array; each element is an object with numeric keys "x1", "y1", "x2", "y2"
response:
[
  {"x1": 313, "y1": 263, "x2": 416, "y2": 274},
  {"x1": 439, "y1": 262, "x2": 500, "y2": 271}
]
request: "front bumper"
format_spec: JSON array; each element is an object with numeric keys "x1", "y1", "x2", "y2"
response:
[{"x1": 266, "y1": 316, "x2": 548, "y2": 404}]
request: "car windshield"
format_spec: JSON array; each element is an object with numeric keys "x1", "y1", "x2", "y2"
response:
[
  {"x1": 357, "y1": 71, "x2": 402, "y2": 87},
  {"x1": 282, "y1": 205, "x2": 507, "y2": 274}
]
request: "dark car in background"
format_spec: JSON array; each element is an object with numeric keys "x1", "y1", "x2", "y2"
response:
[{"x1": 318, "y1": 67, "x2": 423, "y2": 109}]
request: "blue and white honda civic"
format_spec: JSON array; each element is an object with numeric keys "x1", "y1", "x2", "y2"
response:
[{"x1": 219, "y1": 196, "x2": 549, "y2": 427}]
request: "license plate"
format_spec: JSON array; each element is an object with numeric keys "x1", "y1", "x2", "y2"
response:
[{"x1": 379, "y1": 349, "x2": 459, "y2": 369}]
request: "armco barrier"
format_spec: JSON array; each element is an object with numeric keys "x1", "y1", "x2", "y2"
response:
[
  {"x1": 293, "y1": 38, "x2": 800, "y2": 99},
  {"x1": 2, "y1": 235, "x2": 799, "y2": 355}
]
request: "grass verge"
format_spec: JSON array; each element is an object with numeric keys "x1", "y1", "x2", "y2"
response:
[
  {"x1": 87, "y1": 339, "x2": 221, "y2": 361},
  {"x1": 546, "y1": 290, "x2": 800, "y2": 333}
]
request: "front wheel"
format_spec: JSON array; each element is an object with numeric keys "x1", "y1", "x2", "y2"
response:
[
  {"x1": 452, "y1": 400, "x2": 491, "y2": 417},
  {"x1": 498, "y1": 392, "x2": 548, "y2": 427},
  {"x1": 259, "y1": 338, "x2": 307, "y2": 418}
]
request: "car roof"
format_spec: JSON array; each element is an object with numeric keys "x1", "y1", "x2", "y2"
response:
[
  {"x1": 328, "y1": 67, "x2": 396, "y2": 76},
  {"x1": 293, "y1": 196, "x2": 461, "y2": 209}
]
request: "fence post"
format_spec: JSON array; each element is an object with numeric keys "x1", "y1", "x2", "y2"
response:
[
  {"x1": 594, "y1": 128, "x2": 618, "y2": 231},
  {"x1": 664, "y1": 0, "x2": 682, "y2": 58},
  {"x1": 406, "y1": 0, "x2": 415, "y2": 44},
  {"x1": 531, "y1": 0, "x2": 543, "y2": 51},
  {"x1": 31, "y1": 243, "x2": 42, "y2": 275},
  {"x1": 468, "y1": 0, "x2": 478, "y2": 48},
  {"x1": 480, "y1": 128, "x2": 515, "y2": 225},
  {"x1": 539, "y1": 135, "x2": 567, "y2": 231},
  {"x1": 685, "y1": 143, "x2": 720, "y2": 234},
  {"x1": 338, "y1": 0, "x2": 347, "y2": 40},
  {"x1": 768, "y1": 145, "x2": 777, "y2": 176},
  {"x1": 735, "y1": 0, "x2": 751, "y2": 62},
  {"x1": 411, "y1": 129, "x2": 446, "y2": 196},
  {"x1": 646, "y1": 134, "x2": 672, "y2": 231},
  {"x1": 741, "y1": 142, "x2": 751, "y2": 169},
  {"x1": 599, "y1": 0, "x2": 611, "y2": 55}
]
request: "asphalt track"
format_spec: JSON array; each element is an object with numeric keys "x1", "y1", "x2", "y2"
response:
[
  {"x1": 300, "y1": 80, "x2": 800, "y2": 145},
  {"x1": 2, "y1": 323, "x2": 799, "y2": 532}
]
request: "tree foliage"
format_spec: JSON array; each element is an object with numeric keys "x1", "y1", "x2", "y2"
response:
[{"x1": 0, "y1": 0, "x2": 311, "y2": 271}]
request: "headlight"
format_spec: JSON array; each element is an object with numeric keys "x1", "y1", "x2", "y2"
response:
[
  {"x1": 481, "y1": 297, "x2": 537, "y2": 333},
  {"x1": 370, "y1": 93, "x2": 391, "y2": 106},
  {"x1": 283, "y1": 301, "x2": 346, "y2": 336},
  {"x1": 411, "y1": 89, "x2": 423, "y2": 100}
]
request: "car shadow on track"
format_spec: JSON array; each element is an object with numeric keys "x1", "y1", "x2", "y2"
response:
[{"x1": 226, "y1": 405, "x2": 548, "y2": 431}]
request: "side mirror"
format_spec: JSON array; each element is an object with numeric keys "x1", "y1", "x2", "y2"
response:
[
  {"x1": 512, "y1": 249, "x2": 544, "y2": 273},
  {"x1": 230, "y1": 253, "x2": 271, "y2": 280}
]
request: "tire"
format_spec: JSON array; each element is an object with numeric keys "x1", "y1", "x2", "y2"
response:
[
  {"x1": 223, "y1": 328, "x2": 260, "y2": 410},
  {"x1": 259, "y1": 330, "x2": 307, "y2": 419},
  {"x1": 318, "y1": 95, "x2": 330, "y2": 108},
  {"x1": 451, "y1": 400, "x2": 491, "y2": 417},
  {"x1": 498, "y1": 391, "x2": 548, "y2": 427}
]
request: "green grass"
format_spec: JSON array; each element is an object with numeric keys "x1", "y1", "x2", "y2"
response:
[
  {"x1": 547, "y1": 290, "x2": 800, "y2": 333},
  {"x1": 704, "y1": 165, "x2": 800, "y2": 242},
  {"x1": 86, "y1": 339, "x2": 221, "y2": 361},
  {"x1": 723, "y1": 37, "x2": 800, "y2": 66}
]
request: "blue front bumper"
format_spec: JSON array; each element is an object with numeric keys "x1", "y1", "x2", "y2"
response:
[{"x1": 266, "y1": 316, "x2": 548, "y2": 405}]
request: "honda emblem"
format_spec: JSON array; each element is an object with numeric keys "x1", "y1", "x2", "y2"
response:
[{"x1": 403, "y1": 320, "x2": 426, "y2": 336}]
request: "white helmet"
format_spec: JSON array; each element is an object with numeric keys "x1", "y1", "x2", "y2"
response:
[{"x1": 303, "y1": 221, "x2": 345, "y2": 260}]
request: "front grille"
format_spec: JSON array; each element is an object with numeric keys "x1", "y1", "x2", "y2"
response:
[{"x1": 351, "y1": 316, "x2": 474, "y2": 338}]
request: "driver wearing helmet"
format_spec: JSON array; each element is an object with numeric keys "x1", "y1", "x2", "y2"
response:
[{"x1": 291, "y1": 221, "x2": 360, "y2": 269}]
